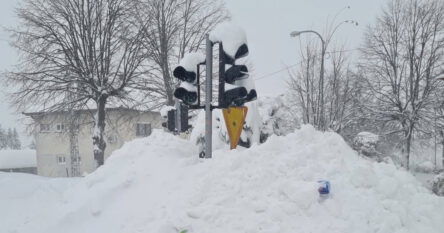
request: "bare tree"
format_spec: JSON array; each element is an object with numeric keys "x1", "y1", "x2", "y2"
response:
[
  {"x1": 288, "y1": 40, "x2": 356, "y2": 134},
  {"x1": 324, "y1": 48, "x2": 355, "y2": 133},
  {"x1": 7, "y1": 0, "x2": 147, "y2": 167},
  {"x1": 360, "y1": 0, "x2": 444, "y2": 169},
  {"x1": 288, "y1": 40, "x2": 320, "y2": 126},
  {"x1": 136, "y1": 0, "x2": 229, "y2": 105}
]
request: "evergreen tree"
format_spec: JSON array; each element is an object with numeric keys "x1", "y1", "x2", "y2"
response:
[
  {"x1": 0, "y1": 125, "x2": 5, "y2": 150},
  {"x1": 11, "y1": 128, "x2": 21, "y2": 150},
  {"x1": 6, "y1": 128, "x2": 13, "y2": 149}
]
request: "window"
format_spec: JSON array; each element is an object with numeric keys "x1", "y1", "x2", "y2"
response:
[
  {"x1": 55, "y1": 124, "x2": 65, "y2": 132},
  {"x1": 57, "y1": 155, "x2": 66, "y2": 165},
  {"x1": 136, "y1": 123, "x2": 152, "y2": 137},
  {"x1": 40, "y1": 124, "x2": 51, "y2": 132},
  {"x1": 72, "y1": 156, "x2": 81, "y2": 164}
]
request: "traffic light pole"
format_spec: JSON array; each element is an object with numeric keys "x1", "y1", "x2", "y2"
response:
[
  {"x1": 204, "y1": 34, "x2": 213, "y2": 158},
  {"x1": 218, "y1": 43, "x2": 226, "y2": 109}
]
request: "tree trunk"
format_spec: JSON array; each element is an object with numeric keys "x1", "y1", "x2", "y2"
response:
[
  {"x1": 441, "y1": 130, "x2": 444, "y2": 170},
  {"x1": 163, "y1": 68, "x2": 174, "y2": 106},
  {"x1": 93, "y1": 96, "x2": 107, "y2": 167},
  {"x1": 405, "y1": 127, "x2": 413, "y2": 170},
  {"x1": 69, "y1": 123, "x2": 80, "y2": 176}
]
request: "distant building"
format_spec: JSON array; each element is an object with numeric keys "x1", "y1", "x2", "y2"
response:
[
  {"x1": 24, "y1": 108, "x2": 162, "y2": 177},
  {"x1": 0, "y1": 149, "x2": 37, "y2": 174}
]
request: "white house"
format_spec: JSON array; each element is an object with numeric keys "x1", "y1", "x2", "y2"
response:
[{"x1": 24, "y1": 108, "x2": 162, "y2": 177}]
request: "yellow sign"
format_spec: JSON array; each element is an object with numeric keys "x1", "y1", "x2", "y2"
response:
[{"x1": 222, "y1": 106, "x2": 248, "y2": 149}]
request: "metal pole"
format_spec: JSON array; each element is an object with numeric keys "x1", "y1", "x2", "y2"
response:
[
  {"x1": 319, "y1": 39, "x2": 326, "y2": 131},
  {"x1": 435, "y1": 108, "x2": 437, "y2": 169},
  {"x1": 218, "y1": 43, "x2": 226, "y2": 108},
  {"x1": 205, "y1": 34, "x2": 213, "y2": 158},
  {"x1": 197, "y1": 65, "x2": 201, "y2": 106}
]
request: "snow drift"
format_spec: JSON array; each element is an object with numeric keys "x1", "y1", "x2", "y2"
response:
[{"x1": 2, "y1": 126, "x2": 444, "y2": 233}]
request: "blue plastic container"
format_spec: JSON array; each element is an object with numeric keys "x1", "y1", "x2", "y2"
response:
[{"x1": 318, "y1": 180, "x2": 331, "y2": 195}]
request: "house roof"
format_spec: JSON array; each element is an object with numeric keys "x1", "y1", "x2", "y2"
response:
[
  {"x1": 0, "y1": 149, "x2": 37, "y2": 169},
  {"x1": 23, "y1": 107, "x2": 159, "y2": 118}
]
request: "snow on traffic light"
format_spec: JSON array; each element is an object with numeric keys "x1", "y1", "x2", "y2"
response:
[
  {"x1": 210, "y1": 23, "x2": 257, "y2": 108},
  {"x1": 173, "y1": 52, "x2": 205, "y2": 106}
]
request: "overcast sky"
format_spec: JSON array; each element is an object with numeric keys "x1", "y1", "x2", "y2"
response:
[{"x1": 0, "y1": 0, "x2": 387, "y2": 144}]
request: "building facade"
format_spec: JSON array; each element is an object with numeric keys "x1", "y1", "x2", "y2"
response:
[{"x1": 24, "y1": 108, "x2": 162, "y2": 177}]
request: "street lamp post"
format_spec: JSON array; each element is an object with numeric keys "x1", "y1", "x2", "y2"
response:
[{"x1": 290, "y1": 30, "x2": 326, "y2": 131}]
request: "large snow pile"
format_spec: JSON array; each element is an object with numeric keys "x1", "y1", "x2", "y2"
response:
[
  {"x1": 0, "y1": 149, "x2": 36, "y2": 169},
  {"x1": 2, "y1": 126, "x2": 444, "y2": 233}
]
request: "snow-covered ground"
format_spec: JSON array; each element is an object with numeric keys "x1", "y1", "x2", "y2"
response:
[{"x1": 1, "y1": 126, "x2": 444, "y2": 233}]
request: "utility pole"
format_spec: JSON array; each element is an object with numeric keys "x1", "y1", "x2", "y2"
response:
[
  {"x1": 204, "y1": 34, "x2": 213, "y2": 158},
  {"x1": 319, "y1": 41, "x2": 326, "y2": 131}
]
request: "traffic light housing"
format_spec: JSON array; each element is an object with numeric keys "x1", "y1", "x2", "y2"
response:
[
  {"x1": 161, "y1": 109, "x2": 176, "y2": 132},
  {"x1": 173, "y1": 53, "x2": 205, "y2": 107},
  {"x1": 161, "y1": 104, "x2": 190, "y2": 133},
  {"x1": 219, "y1": 43, "x2": 257, "y2": 108},
  {"x1": 173, "y1": 82, "x2": 198, "y2": 106}
]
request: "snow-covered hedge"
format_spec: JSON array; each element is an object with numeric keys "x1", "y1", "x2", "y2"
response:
[
  {"x1": 258, "y1": 95, "x2": 299, "y2": 142},
  {"x1": 414, "y1": 161, "x2": 436, "y2": 173},
  {"x1": 353, "y1": 131, "x2": 381, "y2": 160},
  {"x1": 432, "y1": 172, "x2": 444, "y2": 196}
]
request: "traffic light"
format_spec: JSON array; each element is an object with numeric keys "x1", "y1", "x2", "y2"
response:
[
  {"x1": 180, "y1": 104, "x2": 191, "y2": 132},
  {"x1": 161, "y1": 109, "x2": 176, "y2": 132},
  {"x1": 219, "y1": 43, "x2": 257, "y2": 108},
  {"x1": 173, "y1": 53, "x2": 205, "y2": 106},
  {"x1": 173, "y1": 82, "x2": 197, "y2": 106},
  {"x1": 161, "y1": 105, "x2": 191, "y2": 133}
]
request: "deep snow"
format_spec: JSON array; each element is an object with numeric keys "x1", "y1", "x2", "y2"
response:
[{"x1": 1, "y1": 126, "x2": 444, "y2": 233}]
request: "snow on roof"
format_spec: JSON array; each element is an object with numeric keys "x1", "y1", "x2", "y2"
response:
[
  {"x1": 23, "y1": 107, "x2": 159, "y2": 118},
  {"x1": 160, "y1": 106, "x2": 175, "y2": 118},
  {"x1": 210, "y1": 22, "x2": 248, "y2": 59},
  {"x1": 0, "y1": 149, "x2": 36, "y2": 169}
]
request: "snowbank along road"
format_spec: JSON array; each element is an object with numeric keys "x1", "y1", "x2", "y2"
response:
[{"x1": 1, "y1": 125, "x2": 444, "y2": 233}]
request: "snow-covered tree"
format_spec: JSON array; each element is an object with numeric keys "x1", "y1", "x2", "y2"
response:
[
  {"x1": 5, "y1": 128, "x2": 13, "y2": 150},
  {"x1": 359, "y1": 0, "x2": 444, "y2": 169},
  {"x1": 10, "y1": 128, "x2": 21, "y2": 150},
  {"x1": 8, "y1": 0, "x2": 147, "y2": 166},
  {"x1": 0, "y1": 126, "x2": 21, "y2": 150},
  {"x1": 136, "y1": 0, "x2": 230, "y2": 106},
  {"x1": 288, "y1": 43, "x2": 357, "y2": 134},
  {"x1": 259, "y1": 95, "x2": 300, "y2": 142},
  {"x1": 353, "y1": 131, "x2": 381, "y2": 160},
  {"x1": 0, "y1": 125, "x2": 6, "y2": 150}
]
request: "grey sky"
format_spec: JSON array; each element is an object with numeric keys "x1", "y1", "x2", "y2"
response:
[{"x1": 0, "y1": 0, "x2": 387, "y2": 143}]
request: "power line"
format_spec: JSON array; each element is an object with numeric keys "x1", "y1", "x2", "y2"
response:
[
  {"x1": 254, "y1": 61, "x2": 302, "y2": 81},
  {"x1": 254, "y1": 48, "x2": 360, "y2": 81}
]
